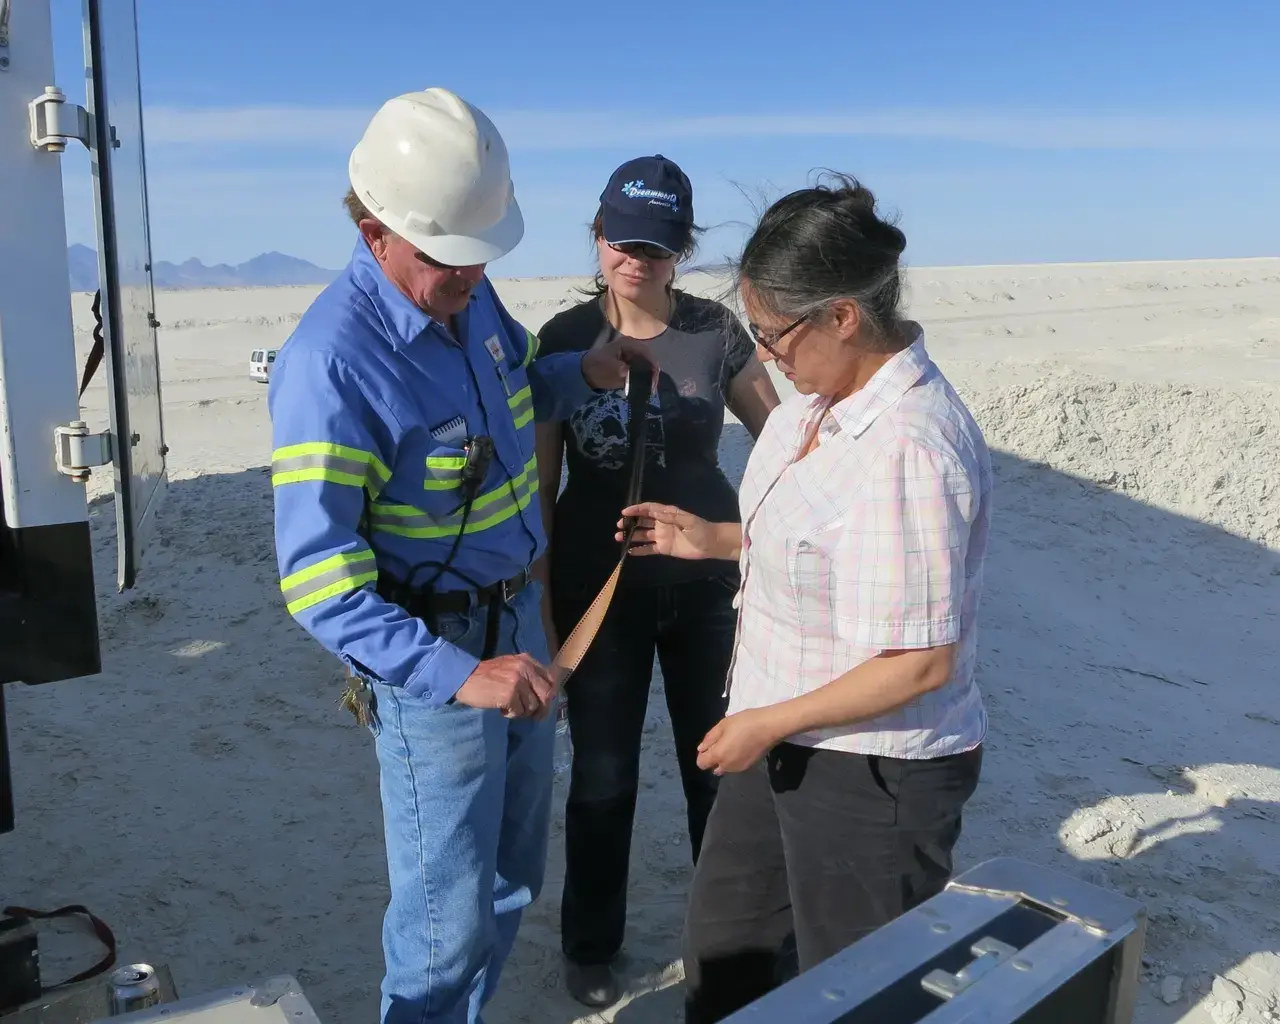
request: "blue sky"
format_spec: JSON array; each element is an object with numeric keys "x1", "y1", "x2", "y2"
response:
[{"x1": 53, "y1": 0, "x2": 1280, "y2": 277}]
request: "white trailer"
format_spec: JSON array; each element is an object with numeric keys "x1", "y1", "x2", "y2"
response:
[{"x1": 1, "y1": 0, "x2": 166, "y2": 678}]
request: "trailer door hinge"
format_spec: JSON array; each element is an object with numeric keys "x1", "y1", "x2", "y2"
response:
[
  {"x1": 29, "y1": 87, "x2": 91, "y2": 152},
  {"x1": 55, "y1": 421, "x2": 113, "y2": 482},
  {"x1": 0, "y1": 0, "x2": 11, "y2": 73}
]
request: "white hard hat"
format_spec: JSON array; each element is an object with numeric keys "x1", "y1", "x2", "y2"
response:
[{"x1": 348, "y1": 88, "x2": 524, "y2": 266}]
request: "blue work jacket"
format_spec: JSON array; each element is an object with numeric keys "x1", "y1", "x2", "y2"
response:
[{"x1": 268, "y1": 240, "x2": 592, "y2": 705}]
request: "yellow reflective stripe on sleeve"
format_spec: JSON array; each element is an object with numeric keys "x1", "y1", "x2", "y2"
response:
[
  {"x1": 373, "y1": 456, "x2": 539, "y2": 539},
  {"x1": 507, "y1": 385, "x2": 534, "y2": 430},
  {"x1": 522, "y1": 328, "x2": 540, "y2": 368},
  {"x1": 280, "y1": 549, "x2": 378, "y2": 615},
  {"x1": 272, "y1": 443, "x2": 391, "y2": 497}
]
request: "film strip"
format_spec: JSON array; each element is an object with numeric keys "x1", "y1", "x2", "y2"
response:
[{"x1": 549, "y1": 356, "x2": 654, "y2": 682}]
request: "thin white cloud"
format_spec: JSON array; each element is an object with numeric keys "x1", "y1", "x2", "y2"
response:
[
  {"x1": 140, "y1": 104, "x2": 1280, "y2": 153},
  {"x1": 143, "y1": 106, "x2": 372, "y2": 145},
  {"x1": 497, "y1": 110, "x2": 1280, "y2": 153}
]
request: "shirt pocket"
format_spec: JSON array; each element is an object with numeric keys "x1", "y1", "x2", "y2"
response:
[
  {"x1": 424, "y1": 445, "x2": 468, "y2": 499},
  {"x1": 419, "y1": 443, "x2": 475, "y2": 525},
  {"x1": 370, "y1": 444, "x2": 470, "y2": 540}
]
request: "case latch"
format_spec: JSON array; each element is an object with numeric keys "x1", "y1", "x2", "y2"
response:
[{"x1": 921, "y1": 936, "x2": 1019, "y2": 1000}]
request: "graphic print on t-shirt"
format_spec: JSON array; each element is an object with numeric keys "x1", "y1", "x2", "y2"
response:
[
  {"x1": 567, "y1": 386, "x2": 666, "y2": 471},
  {"x1": 537, "y1": 291, "x2": 756, "y2": 588}
]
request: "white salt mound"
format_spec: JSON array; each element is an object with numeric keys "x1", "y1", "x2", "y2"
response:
[{"x1": 970, "y1": 372, "x2": 1280, "y2": 551}]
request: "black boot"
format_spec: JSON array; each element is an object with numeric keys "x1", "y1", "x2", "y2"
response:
[{"x1": 566, "y1": 961, "x2": 621, "y2": 1008}]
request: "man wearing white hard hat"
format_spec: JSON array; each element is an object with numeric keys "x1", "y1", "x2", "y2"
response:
[{"x1": 268, "y1": 87, "x2": 649, "y2": 1023}]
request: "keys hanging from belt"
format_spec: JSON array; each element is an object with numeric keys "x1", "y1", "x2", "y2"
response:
[{"x1": 339, "y1": 672, "x2": 375, "y2": 728}]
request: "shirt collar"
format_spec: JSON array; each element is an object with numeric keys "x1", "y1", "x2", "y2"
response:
[
  {"x1": 349, "y1": 239, "x2": 434, "y2": 351},
  {"x1": 816, "y1": 322, "x2": 932, "y2": 439}
]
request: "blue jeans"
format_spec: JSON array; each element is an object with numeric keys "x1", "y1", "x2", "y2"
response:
[{"x1": 368, "y1": 580, "x2": 553, "y2": 1024}]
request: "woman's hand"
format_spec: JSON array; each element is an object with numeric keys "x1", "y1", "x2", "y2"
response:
[
  {"x1": 616, "y1": 503, "x2": 736, "y2": 561},
  {"x1": 696, "y1": 709, "x2": 787, "y2": 774}
]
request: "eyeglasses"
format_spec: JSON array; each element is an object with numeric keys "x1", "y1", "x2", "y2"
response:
[
  {"x1": 414, "y1": 250, "x2": 466, "y2": 271},
  {"x1": 748, "y1": 311, "x2": 812, "y2": 357},
  {"x1": 608, "y1": 241, "x2": 676, "y2": 261}
]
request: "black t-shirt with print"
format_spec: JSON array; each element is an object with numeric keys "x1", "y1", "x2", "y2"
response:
[{"x1": 539, "y1": 290, "x2": 755, "y2": 590}]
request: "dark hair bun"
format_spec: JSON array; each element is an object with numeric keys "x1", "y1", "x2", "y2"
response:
[
  {"x1": 738, "y1": 172, "x2": 907, "y2": 342},
  {"x1": 831, "y1": 178, "x2": 906, "y2": 257},
  {"x1": 861, "y1": 212, "x2": 907, "y2": 257}
]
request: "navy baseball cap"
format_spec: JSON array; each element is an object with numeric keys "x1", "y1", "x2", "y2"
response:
[{"x1": 599, "y1": 155, "x2": 693, "y2": 254}]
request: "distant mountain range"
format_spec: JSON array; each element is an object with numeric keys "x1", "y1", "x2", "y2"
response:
[{"x1": 67, "y1": 244, "x2": 339, "y2": 291}]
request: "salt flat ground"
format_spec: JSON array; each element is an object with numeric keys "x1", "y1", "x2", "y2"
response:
[{"x1": 5, "y1": 257, "x2": 1279, "y2": 1023}]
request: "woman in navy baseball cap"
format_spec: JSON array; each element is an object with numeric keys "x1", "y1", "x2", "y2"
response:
[
  {"x1": 597, "y1": 154, "x2": 695, "y2": 258},
  {"x1": 533, "y1": 154, "x2": 780, "y2": 1007}
]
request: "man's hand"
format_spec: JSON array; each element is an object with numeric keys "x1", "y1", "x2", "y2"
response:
[
  {"x1": 454, "y1": 653, "x2": 558, "y2": 718},
  {"x1": 581, "y1": 338, "x2": 660, "y2": 391},
  {"x1": 696, "y1": 708, "x2": 787, "y2": 775}
]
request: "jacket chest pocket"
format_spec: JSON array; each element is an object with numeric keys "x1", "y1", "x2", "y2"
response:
[
  {"x1": 372, "y1": 439, "x2": 536, "y2": 541},
  {"x1": 369, "y1": 443, "x2": 472, "y2": 540},
  {"x1": 425, "y1": 448, "x2": 467, "y2": 495}
]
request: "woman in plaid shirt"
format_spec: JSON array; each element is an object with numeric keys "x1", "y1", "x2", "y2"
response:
[{"x1": 620, "y1": 174, "x2": 994, "y2": 1022}]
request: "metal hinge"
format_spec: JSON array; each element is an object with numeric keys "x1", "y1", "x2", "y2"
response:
[
  {"x1": 0, "y1": 0, "x2": 11, "y2": 72},
  {"x1": 54, "y1": 421, "x2": 113, "y2": 482},
  {"x1": 29, "y1": 87, "x2": 91, "y2": 152}
]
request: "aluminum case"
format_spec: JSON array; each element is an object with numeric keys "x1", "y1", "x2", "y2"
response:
[{"x1": 722, "y1": 856, "x2": 1147, "y2": 1024}]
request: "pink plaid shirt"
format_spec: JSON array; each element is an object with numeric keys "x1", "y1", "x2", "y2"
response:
[{"x1": 725, "y1": 329, "x2": 992, "y2": 758}]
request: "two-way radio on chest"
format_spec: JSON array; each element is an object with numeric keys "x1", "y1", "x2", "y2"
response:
[
  {"x1": 401, "y1": 323, "x2": 501, "y2": 596},
  {"x1": 409, "y1": 431, "x2": 493, "y2": 582},
  {"x1": 387, "y1": 317, "x2": 531, "y2": 595}
]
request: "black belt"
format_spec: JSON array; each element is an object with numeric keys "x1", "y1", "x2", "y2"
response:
[
  {"x1": 376, "y1": 567, "x2": 530, "y2": 659},
  {"x1": 377, "y1": 568, "x2": 529, "y2": 615}
]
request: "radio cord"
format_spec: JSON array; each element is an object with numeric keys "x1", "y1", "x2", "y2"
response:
[{"x1": 400, "y1": 435, "x2": 493, "y2": 596}]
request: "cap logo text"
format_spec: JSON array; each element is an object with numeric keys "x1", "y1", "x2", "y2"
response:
[{"x1": 621, "y1": 179, "x2": 679, "y2": 211}]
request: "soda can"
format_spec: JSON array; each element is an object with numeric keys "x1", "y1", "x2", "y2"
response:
[{"x1": 108, "y1": 964, "x2": 161, "y2": 1015}]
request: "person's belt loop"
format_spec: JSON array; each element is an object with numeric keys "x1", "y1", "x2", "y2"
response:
[{"x1": 499, "y1": 568, "x2": 522, "y2": 604}]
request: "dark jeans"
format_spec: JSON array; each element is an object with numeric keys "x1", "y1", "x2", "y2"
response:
[
  {"x1": 682, "y1": 741, "x2": 983, "y2": 1023},
  {"x1": 551, "y1": 572, "x2": 739, "y2": 966}
]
